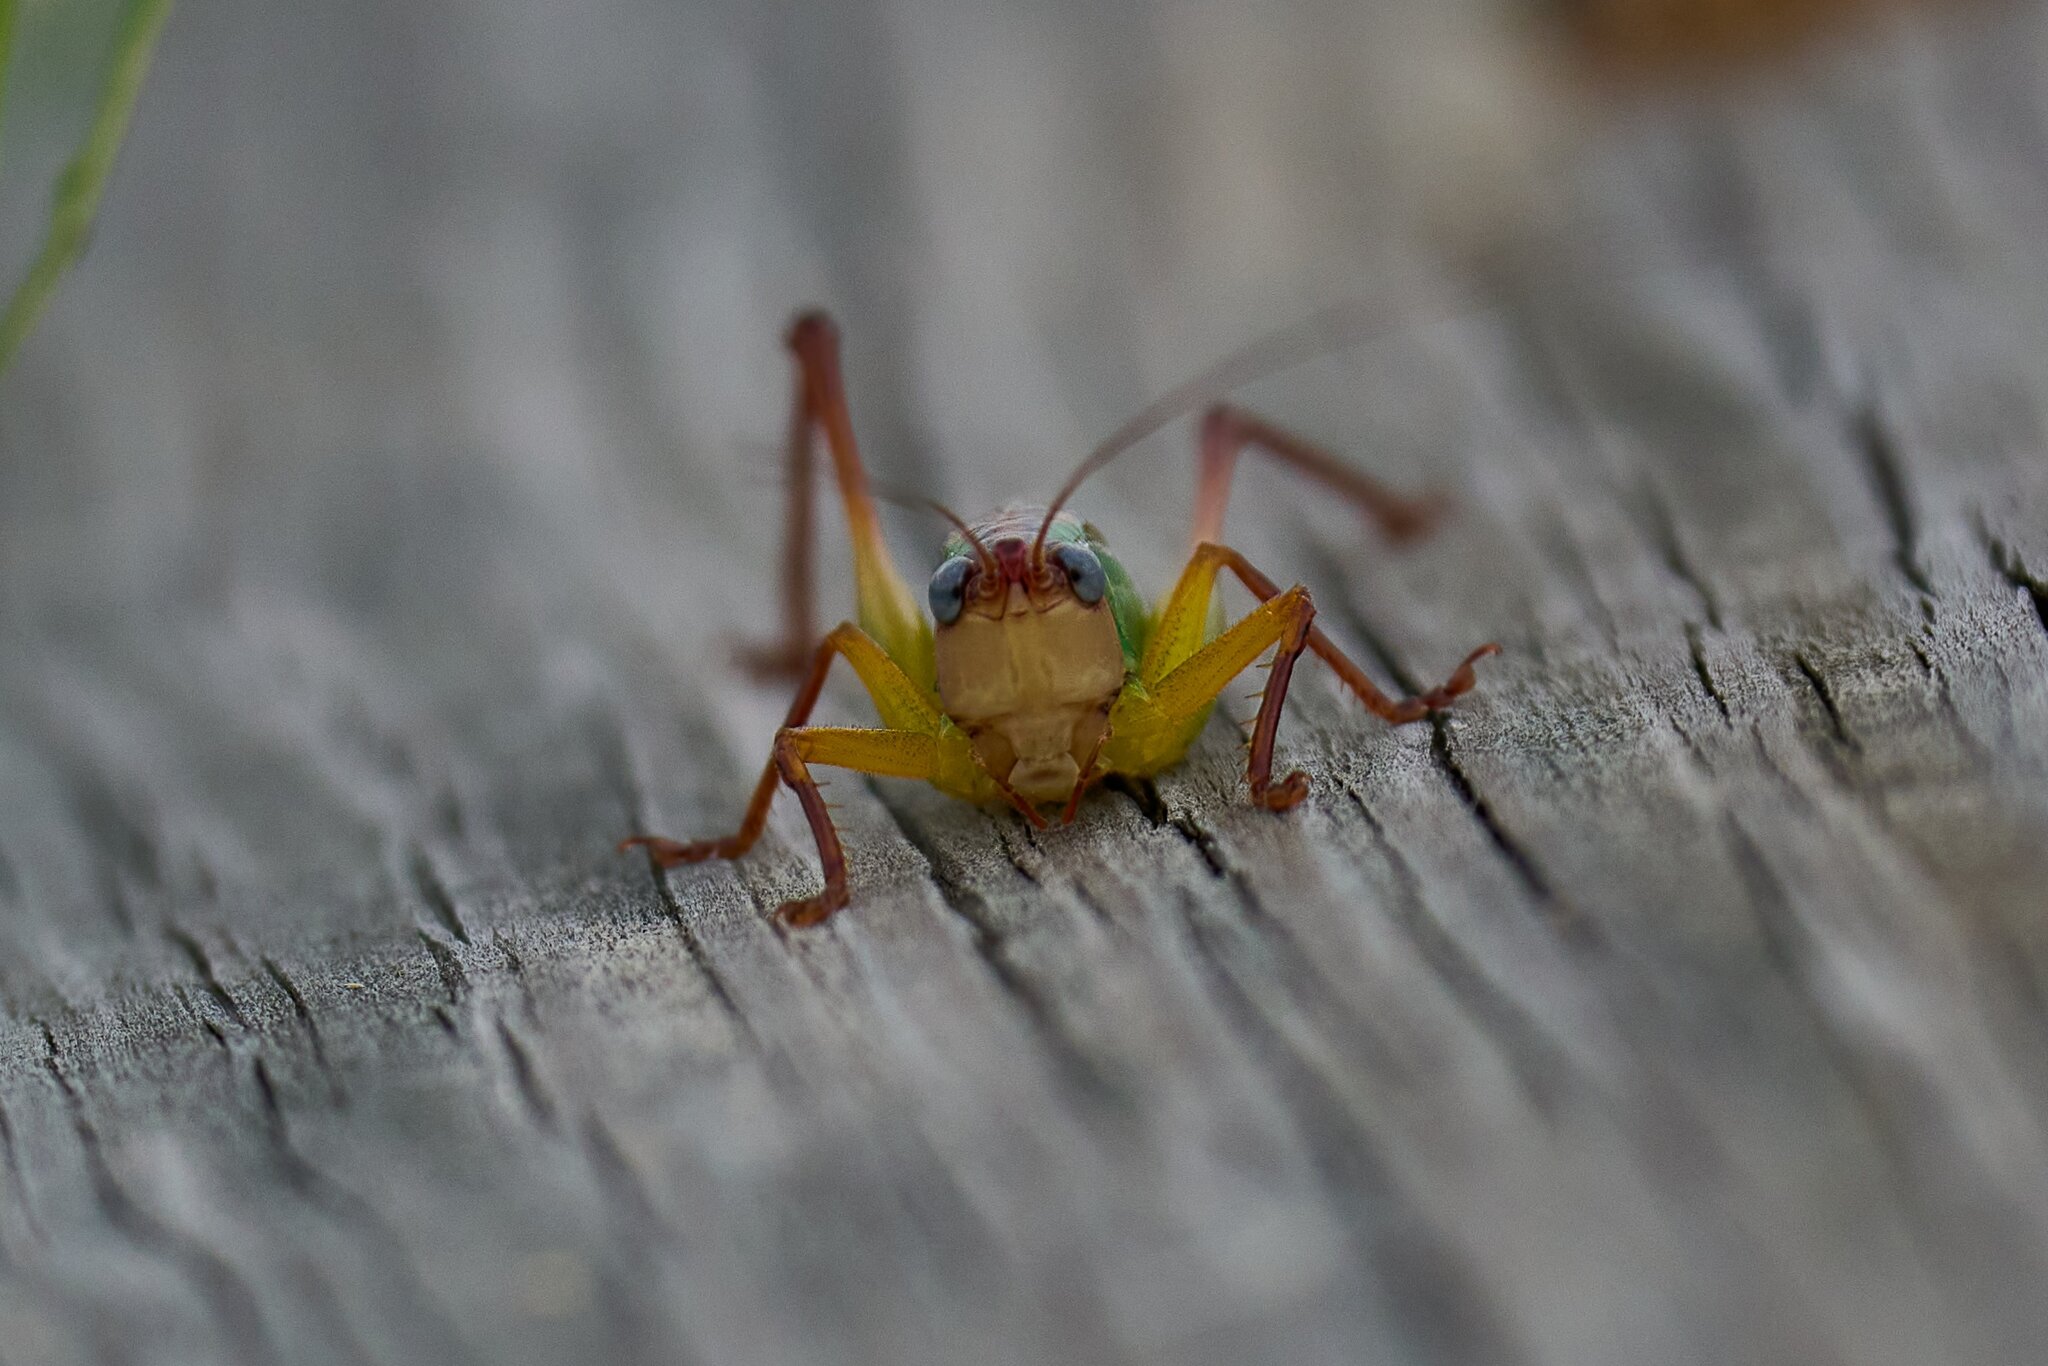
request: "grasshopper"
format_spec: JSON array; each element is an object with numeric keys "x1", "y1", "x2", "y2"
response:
[{"x1": 624, "y1": 311, "x2": 1498, "y2": 925}]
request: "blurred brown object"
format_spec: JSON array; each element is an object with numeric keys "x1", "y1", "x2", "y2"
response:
[{"x1": 1553, "y1": 0, "x2": 1971, "y2": 78}]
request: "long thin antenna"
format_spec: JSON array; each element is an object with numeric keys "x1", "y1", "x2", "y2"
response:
[
  {"x1": 1031, "y1": 275, "x2": 1499, "y2": 562},
  {"x1": 872, "y1": 484, "x2": 998, "y2": 575}
]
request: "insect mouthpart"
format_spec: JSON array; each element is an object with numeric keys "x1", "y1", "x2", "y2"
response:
[{"x1": 991, "y1": 536, "x2": 1035, "y2": 585}]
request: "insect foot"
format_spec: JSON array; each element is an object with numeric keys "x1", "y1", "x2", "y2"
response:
[
  {"x1": 1378, "y1": 489, "x2": 1453, "y2": 545},
  {"x1": 1421, "y1": 643, "x2": 1502, "y2": 712},
  {"x1": 1252, "y1": 769, "x2": 1311, "y2": 812},
  {"x1": 775, "y1": 891, "x2": 843, "y2": 929}
]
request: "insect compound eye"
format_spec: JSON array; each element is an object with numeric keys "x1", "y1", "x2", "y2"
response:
[
  {"x1": 1049, "y1": 542, "x2": 1107, "y2": 605},
  {"x1": 928, "y1": 555, "x2": 976, "y2": 625}
]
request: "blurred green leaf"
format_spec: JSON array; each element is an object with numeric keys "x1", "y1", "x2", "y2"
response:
[
  {"x1": 0, "y1": 0, "x2": 173, "y2": 377},
  {"x1": 0, "y1": 0, "x2": 15, "y2": 184}
]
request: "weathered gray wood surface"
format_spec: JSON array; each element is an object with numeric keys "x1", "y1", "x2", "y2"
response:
[{"x1": 4, "y1": 1, "x2": 2048, "y2": 1363}]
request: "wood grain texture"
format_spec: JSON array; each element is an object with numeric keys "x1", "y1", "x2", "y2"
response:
[{"x1": 2, "y1": 1, "x2": 2047, "y2": 1363}]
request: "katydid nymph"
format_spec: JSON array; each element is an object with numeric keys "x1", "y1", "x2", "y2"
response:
[{"x1": 623, "y1": 311, "x2": 1499, "y2": 926}]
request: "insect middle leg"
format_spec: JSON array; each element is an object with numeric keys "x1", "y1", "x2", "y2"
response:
[
  {"x1": 1191, "y1": 404, "x2": 1448, "y2": 548},
  {"x1": 624, "y1": 621, "x2": 953, "y2": 925},
  {"x1": 738, "y1": 313, "x2": 932, "y2": 684},
  {"x1": 1120, "y1": 542, "x2": 1498, "y2": 806},
  {"x1": 1148, "y1": 542, "x2": 1497, "y2": 725}
]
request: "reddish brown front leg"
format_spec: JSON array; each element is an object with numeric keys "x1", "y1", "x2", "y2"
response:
[
  {"x1": 1245, "y1": 592, "x2": 1318, "y2": 812},
  {"x1": 624, "y1": 621, "x2": 847, "y2": 872},
  {"x1": 625, "y1": 622, "x2": 952, "y2": 926},
  {"x1": 1192, "y1": 404, "x2": 1448, "y2": 549},
  {"x1": 630, "y1": 723, "x2": 925, "y2": 927},
  {"x1": 1207, "y1": 544, "x2": 1499, "y2": 726},
  {"x1": 768, "y1": 731, "x2": 845, "y2": 928}
]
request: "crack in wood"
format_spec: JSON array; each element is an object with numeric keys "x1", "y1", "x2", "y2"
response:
[
  {"x1": 38, "y1": 1019, "x2": 280, "y2": 1365},
  {"x1": 1640, "y1": 476, "x2": 1727, "y2": 629},
  {"x1": 1472, "y1": 293, "x2": 1638, "y2": 640},
  {"x1": 259, "y1": 957, "x2": 343, "y2": 1104},
  {"x1": 433, "y1": 782, "x2": 467, "y2": 840},
  {"x1": 416, "y1": 931, "x2": 470, "y2": 1008},
  {"x1": 250, "y1": 1055, "x2": 290, "y2": 1138},
  {"x1": 1343, "y1": 785, "x2": 1575, "y2": 1120},
  {"x1": 407, "y1": 844, "x2": 472, "y2": 946},
  {"x1": 579, "y1": 1113, "x2": 669, "y2": 1237},
  {"x1": 1666, "y1": 712, "x2": 1713, "y2": 769},
  {"x1": 1428, "y1": 719, "x2": 1552, "y2": 905},
  {"x1": 1791, "y1": 652, "x2": 1861, "y2": 754},
  {"x1": 1294, "y1": 540, "x2": 1434, "y2": 697},
  {"x1": 494, "y1": 1018, "x2": 558, "y2": 1132},
  {"x1": 247, "y1": 1055, "x2": 486, "y2": 1365},
  {"x1": 612, "y1": 687, "x2": 764, "y2": 1047},
  {"x1": 1165, "y1": 885, "x2": 1533, "y2": 1366},
  {"x1": 1101, "y1": 772, "x2": 1169, "y2": 827},
  {"x1": 1907, "y1": 628, "x2": 1995, "y2": 764},
  {"x1": 1686, "y1": 623, "x2": 1734, "y2": 722},
  {"x1": 867, "y1": 785, "x2": 1130, "y2": 1108},
  {"x1": 1687, "y1": 132, "x2": 1826, "y2": 410},
  {"x1": 495, "y1": 932, "x2": 527, "y2": 984},
  {"x1": 68, "y1": 770, "x2": 162, "y2": 894},
  {"x1": 1716, "y1": 818, "x2": 1974, "y2": 1295},
  {"x1": 175, "y1": 986, "x2": 233, "y2": 1052},
  {"x1": 1537, "y1": 511, "x2": 1623, "y2": 642},
  {"x1": 589, "y1": 695, "x2": 658, "y2": 851},
  {"x1": 1986, "y1": 535, "x2": 2048, "y2": 642},
  {"x1": 1295, "y1": 544, "x2": 1600, "y2": 948},
  {"x1": 165, "y1": 925, "x2": 254, "y2": 1032},
  {"x1": 0, "y1": 1093, "x2": 47, "y2": 1244},
  {"x1": 1166, "y1": 810, "x2": 1232, "y2": 880},
  {"x1": 1848, "y1": 394, "x2": 1937, "y2": 600},
  {"x1": 62, "y1": 763, "x2": 145, "y2": 937},
  {"x1": 1062, "y1": 873, "x2": 1118, "y2": 931},
  {"x1": 636, "y1": 856, "x2": 755, "y2": 1047}
]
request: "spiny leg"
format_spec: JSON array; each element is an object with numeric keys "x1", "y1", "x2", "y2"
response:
[
  {"x1": 1144, "y1": 541, "x2": 1498, "y2": 728},
  {"x1": 626, "y1": 623, "x2": 855, "y2": 867},
  {"x1": 625, "y1": 621, "x2": 946, "y2": 921},
  {"x1": 738, "y1": 312, "x2": 933, "y2": 684},
  {"x1": 1215, "y1": 544, "x2": 1496, "y2": 723},
  {"x1": 770, "y1": 726, "x2": 942, "y2": 926},
  {"x1": 1191, "y1": 404, "x2": 1447, "y2": 549},
  {"x1": 1145, "y1": 585, "x2": 1319, "y2": 810}
]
